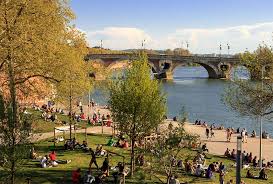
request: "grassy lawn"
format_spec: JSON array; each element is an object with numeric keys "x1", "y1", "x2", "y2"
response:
[
  {"x1": 28, "y1": 109, "x2": 91, "y2": 133},
  {"x1": 1, "y1": 134, "x2": 273, "y2": 184}
]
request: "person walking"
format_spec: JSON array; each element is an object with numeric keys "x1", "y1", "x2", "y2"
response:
[
  {"x1": 206, "y1": 127, "x2": 210, "y2": 139},
  {"x1": 89, "y1": 149, "x2": 99, "y2": 170}
]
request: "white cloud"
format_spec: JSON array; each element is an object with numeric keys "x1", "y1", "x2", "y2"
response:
[
  {"x1": 84, "y1": 22, "x2": 273, "y2": 54},
  {"x1": 86, "y1": 27, "x2": 152, "y2": 49}
]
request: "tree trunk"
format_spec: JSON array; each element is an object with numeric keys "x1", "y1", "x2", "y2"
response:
[
  {"x1": 166, "y1": 175, "x2": 171, "y2": 184},
  {"x1": 130, "y1": 137, "x2": 135, "y2": 177},
  {"x1": 69, "y1": 84, "x2": 72, "y2": 140},
  {"x1": 7, "y1": 53, "x2": 17, "y2": 184},
  {"x1": 130, "y1": 124, "x2": 136, "y2": 177}
]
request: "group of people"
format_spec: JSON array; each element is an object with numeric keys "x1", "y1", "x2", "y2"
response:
[
  {"x1": 74, "y1": 147, "x2": 129, "y2": 184},
  {"x1": 106, "y1": 136, "x2": 129, "y2": 149},
  {"x1": 246, "y1": 169, "x2": 268, "y2": 180},
  {"x1": 90, "y1": 111, "x2": 112, "y2": 127},
  {"x1": 64, "y1": 138, "x2": 89, "y2": 152},
  {"x1": 72, "y1": 161, "x2": 128, "y2": 184},
  {"x1": 40, "y1": 151, "x2": 70, "y2": 168},
  {"x1": 175, "y1": 151, "x2": 231, "y2": 183}
]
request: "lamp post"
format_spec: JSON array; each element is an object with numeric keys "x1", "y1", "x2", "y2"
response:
[
  {"x1": 259, "y1": 65, "x2": 265, "y2": 168},
  {"x1": 236, "y1": 136, "x2": 242, "y2": 184},
  {"x1": 219, "y1": 44, "x2": 222, "y2": 57},
  {"x1": 227, "y1": 43, "x2": 230, "y2": 55}
]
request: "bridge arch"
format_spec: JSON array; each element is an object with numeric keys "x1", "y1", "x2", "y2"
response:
[
  {"x1": 197, "y1": 62, "x2": 218, "y2": 78},
  {"x1": 169, "y1": 62, "x2": 219, "y2": 79}
]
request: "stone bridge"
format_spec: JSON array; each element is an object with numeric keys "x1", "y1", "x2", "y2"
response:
[{"x1": 85, "y1": 53, "x2": 240, "y2": 79}]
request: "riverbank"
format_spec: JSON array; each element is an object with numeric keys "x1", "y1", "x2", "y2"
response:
[
  {"x1": 34, "y1": 104, "x2": 273, "y2": 162},
  {"x1": 74, "y1": 105, "x2": 273, "y2": 162}
]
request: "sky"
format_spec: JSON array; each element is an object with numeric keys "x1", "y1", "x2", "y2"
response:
[{"x1": 71, "y1": 0, "x2": 273, "y2": 54}]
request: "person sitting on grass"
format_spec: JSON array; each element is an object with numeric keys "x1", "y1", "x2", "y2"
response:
[
  {"x1": 95, "y1": 144, "x2": 107, "y2": 156},
  {"x1": 136, "y1": 154, "x2": 145, "y2": 166},
  {"x1": 169, "y1": 175, "x2": 180, "y2": 184},
  {"x1": 227, "y1": 179, "x2": 233, "y2": 184},
  {"x1": 83, "y1": 169, "x2": 95, "y2": 184},
  {"x1": 49, "y1": 151, "x2": 58, "y2": 167},
  {"x1": 121, "y1": 140, "x2": 129, "y2": 149},
  {"x1": 106, "y1": 137, "x2": 115, "y2": 146},
  {"x1": 252, "y1": 156, "x2": 258, "y2": 167},
  {"x1": 246, "y1": 170, "x2": 255, "y2": 178},
  {"x1": 81, "y1": 140, "x2": 89, "y2": 151},
  {"x1": 231, "y1": 149, "x2": 236, "y2": 159},
  {"x1": 205, "y1": 165, "x2": 213, "y2": 179},
  {"x1": 40, "y1": 155, "x2": 49, "y2": 168},
  {"x1": 259, "y1": 168, "x2": 268, "y2": 180},
  {"x1": 30, "y1": 147, "x2": 38, "y2": 159},
  {"x1": 195, "y1": 164, "x2": 203, "y2": 177},
  {"x1": 72, "y1": 168, "x2": 81, "y2": 184},
  {"x1": 64, "y1": 139, "x2": 74, "y2": 150},
  {"x1": 184, "y1": 160, "x2": 193, "y2": 174},
  {"x1": 224, "y1": 148, "x2": 231, "y2": 157}
]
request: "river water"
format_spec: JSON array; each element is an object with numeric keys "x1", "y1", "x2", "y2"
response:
[{"x1": 90, "y1": 67, "x2": 273, "y2": 136}]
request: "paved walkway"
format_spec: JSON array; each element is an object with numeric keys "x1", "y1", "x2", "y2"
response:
[{"x1": 31, "y1": 126, "x2": 113, "y2": 142}]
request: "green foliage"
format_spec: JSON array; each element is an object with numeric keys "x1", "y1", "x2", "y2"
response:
[
  {"x1": 0, "y1": 0, "x2": 91, "y2": 101},
  {"x1": 108, "y1": 53, "x2": 166, "y2": 175},
  {"x1": 223, "y1": 45, "x2": 273, "y2": 119},
  {"x1": 240, "y1": 45, "x2": 273, "y2": 80},
  {"x1": 0, "y1": 95, "x2": 32, "y2": 183},
  {"x1": 223, "y1": 79, "x2": 273, "y2": 117},
  {"x1": 146, "y1": 123, "x2": 199, "y2": 183},
  {"x1": 109, "y1": 53, "x2": 166, "y2": 138}
]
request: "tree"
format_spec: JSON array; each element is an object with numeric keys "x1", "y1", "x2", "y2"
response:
[
  {"x1": 223, "y1": 45, "x2": 273, "y2": 118},
  {"x1": 0, "y1": 0, "x2": 89, "y2": 102},
  {"x1": 240, "y1": 45, "x2": 273, "y2": 80},
  {"x1": 223, "y1": 45, "x2": 273, "y2": 168},
  {"x1": 108, "y1": 53, "x2": 166, "y2": 176},
  {"x1": 0, "y1": 1, "x2": 89, "y2": 183},
  {"x1": 0, "y1": 95, "x2": 32, "y2": 183},
  {"x1": 145, "y1": 110, "x2": 199, "y2": 184}
]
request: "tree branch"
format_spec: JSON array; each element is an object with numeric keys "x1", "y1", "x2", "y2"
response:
[
  {"x1": 263, "y1": 110, "x2": 273, "y2": 116},
  {"x1": 0, "y1": 61, "x2": 5, "y2": 70},
  {"x1": 15, "y1": 74, "x2": 60, "y2": 85}
]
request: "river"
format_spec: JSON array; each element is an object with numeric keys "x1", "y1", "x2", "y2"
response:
[{"x1": 89, "y1": 67, "x2": 273, "y2": 136}]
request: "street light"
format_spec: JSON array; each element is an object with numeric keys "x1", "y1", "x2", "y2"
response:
[
  {"x1": 227, "y1": 43, "x2": 230, "y2": 55},
  {"x1": 259, "y1": 65, "x2": 266, "y2": 168},
  {"x1": 236, "y1": 136, "x2": 242, "y2": 184},
  {"x1": 219, "y1": 44, "x2": 222, "y2": 57}
]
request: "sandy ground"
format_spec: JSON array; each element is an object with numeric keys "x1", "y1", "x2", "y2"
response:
[{"x1": 184, "y1": 123, "x2": 273, "y2": 162}]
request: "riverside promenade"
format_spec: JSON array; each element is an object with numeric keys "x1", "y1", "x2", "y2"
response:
[{"x1": 184, "y1": 123, "x2": 273, "y2": 162}]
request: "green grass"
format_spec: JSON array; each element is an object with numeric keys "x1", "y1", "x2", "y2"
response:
[
  {"x1": 1, "y1": 134, "x2": 273, "y2": 184},
  {"x1": 28, "y1": 109, "x2": 91, "y2": 133}
]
